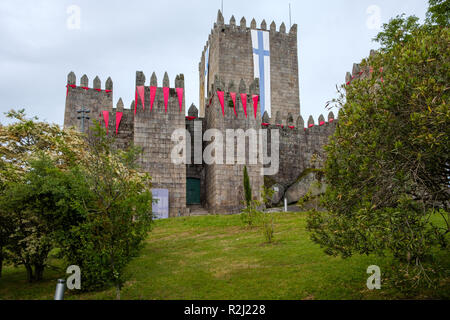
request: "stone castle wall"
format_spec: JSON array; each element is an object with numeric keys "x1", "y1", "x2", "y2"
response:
[
  {"x1": 264, "y1": 113, "x2": 337, "y2": 189},
  {"x1": 203, "y1": 76, "x2": 263, "y2": 214},
  {"x1": 134, "y1": 71, "x2": 187, "y2": 217},
  {"x1": 62, "y1": 12, "x2": 375, "y2": 215}
]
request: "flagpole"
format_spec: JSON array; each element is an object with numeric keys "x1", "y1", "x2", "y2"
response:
[{"x1": 289, "y1": 3, "x2": 292, "y2": 29}]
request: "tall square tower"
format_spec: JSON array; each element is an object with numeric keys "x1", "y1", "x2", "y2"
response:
[{"x1": 199, "y1": 11, "x2": 300, "y2": 123}]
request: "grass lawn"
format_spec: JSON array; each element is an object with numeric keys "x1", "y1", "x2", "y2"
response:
[{"x1": 0, "y1": 211, "x2": 449, "y2": 300}]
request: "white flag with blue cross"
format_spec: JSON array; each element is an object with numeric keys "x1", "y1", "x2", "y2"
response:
[{"x1": 251, "y1": 29, "x2": 271, "y2": 118}]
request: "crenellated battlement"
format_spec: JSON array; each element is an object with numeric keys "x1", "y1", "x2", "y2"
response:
[
  {"x1": 203, "y1": 75, "x2": 261, "y2": 122},
  {"x1": 212, "y1": 10, "x2": 296, "y2": 35},
  {"x1": 345, "y1": 49, "x2": 378, "y2": 86},
  {"x1": 134, "y1": 71, "x2": 186, "y2": 115},
  {"x1": 66, "y1": 72, "x2": 113, "y2": 91},
  {"x1": 64, "y1": 72, "x2": 114, "y2": 134}
]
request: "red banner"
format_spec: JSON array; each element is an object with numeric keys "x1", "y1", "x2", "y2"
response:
[
  {"x1": 217, "y1": 91, "x2": 225, "y2": 116},
  {"x1": 134, "y1": 89, "x2": 138, "y2": 115},
  {"x1": 163, "y1": 87, "x2": 170, "y2": 112},
  {"x1": 66, "y1": 84, "x2": 76, "y2": 97},
  {"x1": 252, "y1": 95, "x2": 259, "y2": 119},
  {"x1": 137, "y1": 86, "x2": 145, "y2": 111},
  {"x1": 240, "y1": 93, "x2": 247, "y2": 118},
  {"x1": 116, "y1": 112, "x2": 123, "y2": 135},
  {"x1": 102, "y1": 111, "x2": 109, "y2": 134},
  {"x1": 150, "y1": 86, "x2": 157, "y2": 111},
  {"x1": 176, "y1": 88, "x2": 184, "y2": 112},
  {"x1": 230, "y1": 92, "x2": 237, "y2": 117}
]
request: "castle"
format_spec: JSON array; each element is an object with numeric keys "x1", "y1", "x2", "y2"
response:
[{"x1": 64, "y1": 11, "x2": 367, "y2": 217}]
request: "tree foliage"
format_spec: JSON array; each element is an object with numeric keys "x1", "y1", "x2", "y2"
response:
[
  {"x1": 0, "y1": 110, "x2": 87, "y2": 281},
  {"x1": 0, "y1": 156, "x2": 87, "y2": 282},
  {"x1": 0, "y1": 112, "x2": 153, "y2": 295},
  {"x1": 426, "y1": 0, "x2": 450, "y2": 26},
  {"x1": 308, "y1": 3, "x2": 449, "y2": 291},
  {"x1": 58, "y1": 123, "x2": 153, "y2": 297}
]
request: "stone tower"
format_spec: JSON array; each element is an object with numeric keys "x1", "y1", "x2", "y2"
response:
[
  {"x1": 64, "y1": 72, "x2": 114, "y2": 134},
  {"x1": 202, "y1": 75, "x2": 264, "y2": 214},
  {"x1": 199, "y1": 10, "x2": 300, "y2": 123}
]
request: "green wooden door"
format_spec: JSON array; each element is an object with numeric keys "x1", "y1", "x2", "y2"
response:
[{"x1": 186, "y1": 178, "x2": 201, "y2": 205}]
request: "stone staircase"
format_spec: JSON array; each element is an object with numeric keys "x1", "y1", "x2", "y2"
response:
[{"x1": 187, "y1": 204, "x2": 210, "y2": 216}]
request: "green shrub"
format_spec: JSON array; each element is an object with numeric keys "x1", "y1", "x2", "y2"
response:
[{"x1": 243, "y1": 166, "x2": 252, "y2": 206}]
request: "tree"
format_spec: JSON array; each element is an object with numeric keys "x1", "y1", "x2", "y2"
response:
[
  {"x1": 308, "y1": 3, "x2": 449, "y2": 290},
  {"x1": 0, "y1": 111, "x2": 152, "y2": 292},
  {"x1": 0, "y1": 110, "x2": 87, "y2": 281},
  {"x1": 243, "y1": 166, "x2": 252, "y2": 206},
  {"x1": 0, "y1": 156, "x2": 87, "y2": 282},
  {"x1": 60, "y1": 123, "x2": 153, "y2": 298},
  {"x1": 426, "y1": 0, "x2": 450, "y2": 26}
]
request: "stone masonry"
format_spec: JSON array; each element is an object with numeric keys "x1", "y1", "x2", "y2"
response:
[{"x1": 62, "y1": 11, "x2": 379, "y2": 216}]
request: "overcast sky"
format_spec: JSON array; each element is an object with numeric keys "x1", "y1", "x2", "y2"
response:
[{"x1": 0, "y1": 0, "x2": 429, "y2": 126}]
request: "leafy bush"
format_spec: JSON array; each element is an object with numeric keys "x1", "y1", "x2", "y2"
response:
[
  {"x1": 308, "y1": 2, "x2": 449, "y2": 291},
  {"x1": 260, "y1": 212, "x2": 275, "y2": 243},
  {"x1": 59, "y1": 123, "x2": 153, "y2": 298},
  {"x1": 240, "y1": 200, "x2": 261, "y2": 228}
]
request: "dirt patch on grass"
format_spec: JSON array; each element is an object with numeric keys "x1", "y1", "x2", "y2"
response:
[{"x1": 205, "y1": 257, "x2": 263, "y2": 279}]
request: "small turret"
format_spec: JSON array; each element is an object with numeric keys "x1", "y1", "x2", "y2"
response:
[
  {"x1": 287, "y1": 113, "x2": 294, "y2": 125},
  {"x1": 296, "y1": 115, "x2": 304, "y2": 129},
  {"x1": 228, "y1": 79, "x2": 235, "y2": 92},
  {"x1": 116, "y1": 98, "x2": 124, "y2": 112},
  {"x1": 318, "y1": 114, "x2": 325, "y2": 125},
  {"x1": 289, "y1": 24, "x2": 297, "y2": 35},
  {"x1": 270, "y1": 21, "x2": 276, "y2": 32},
  {"x1": 163, "y1": 72, "x2": 170, "y2": 87},
  {"x1": 67, "y1": 71, "x2": 76, "y2": 85},
  {"x1": 308, "y1": 115, "x2": 315, "y2": 127},
  {"x1": 262, "y1": 111, "x2": 270, "y2": 123},
  {"x1": 93, "y1": 76, "x2": 101, "y2": 89},
  {"x1": 150, "y1": 72, "x2": 158, "y2": 87},
  {"x1": 239, "y1": 78, "x2": 246, "y2": 93},
  {"x1": 217, "y1": 10, "x2": 224, "y2": 25},
  {"x1": 175, "y1": 74, "x2": 184, "y2": 89},
  {"x1": 106, "y1": 77, "x2": 113, "y2": 91},
  {"x1": 188, "y1": 103, "x2": 198, "y2": 118},
  {"x1": 230, "y1": 15, "x2": 236, "y2": 26},
  {"x1": 328, "y1": 111, "x2": 335, "y2": 122},
  {"x1": 240, "y1": 17, "x2": 246, "y2": 28},
  {"x1": 136, "y1": 71, "x2": 146, "y2": 86},
  {"x1": 260, "y1": 20, "x2": 267, "y2": 30},
  {"x1": 80, "y1": 74, "x2": 89, "y2": 87},
  {"x1": 352, "y1": 63, "x2": 361, "y2": 76},
  {"x1": 275, "y1": 111, "x2": 281, "y2": 124}
]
